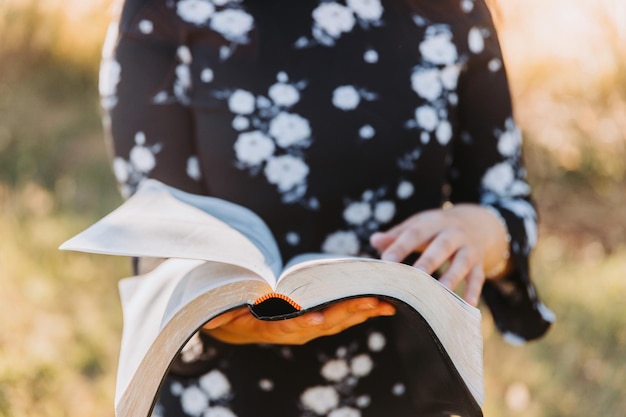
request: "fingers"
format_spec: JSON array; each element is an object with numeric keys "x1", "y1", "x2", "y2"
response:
[
  {"x1": 314, "y1": 298, "x2": 396, "y2": 335},
  {"x1": 276, "y1": 298, "x2": 395, "y2": 342},
  {"x1": 412, "y1": 228, "x2": 461, "y2": 275},
  {"x1": 463, "y1": 265, "x2": 485, "y2": 307},
  {"x1": 204, "y1": 298, "x2": 396, "y2": 345},
  {"x1": 369, "y1": 231, "x2": 395, "y2": 252},
  {"x1": 372, "y1": 207, "x2": 490, "y2": 307},
  {"x1": 377, "y1": 223, "x2": 437, "y2": 263},
  {"x1": 203, "y1": 308, "x2": 249, "y2": 330},
  {"x1": 437, "y1": 247, "x2": 473, "y2": 289},
  {"x1": 437, "y1": 249, "x2": 484, "y2": 306}
]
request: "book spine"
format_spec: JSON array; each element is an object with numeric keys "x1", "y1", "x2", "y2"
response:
[{"x1": 253, "y1": 293, "x2": 302, "y2": 311}]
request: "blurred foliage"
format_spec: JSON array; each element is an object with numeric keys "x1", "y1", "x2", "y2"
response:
[{"x1": 0, "y1": 0, "x2": 624, "y2": 416}]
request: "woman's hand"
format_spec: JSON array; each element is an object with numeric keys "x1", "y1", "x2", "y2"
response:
[
  {"x1": 370, "y1": 204, "x2": 510, "y2": 306},
  {"x1": 202, "y1": 297, "x2": 395, "y2": 345}
]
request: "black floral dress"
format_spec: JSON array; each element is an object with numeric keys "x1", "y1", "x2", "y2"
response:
[{"x1": 100, "y1": 0, "x2": 554, "y2": 415}]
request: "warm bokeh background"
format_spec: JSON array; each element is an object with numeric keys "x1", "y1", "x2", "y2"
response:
[{"x1": 0, "y1": 0, "x2": 624, "y2": 416}]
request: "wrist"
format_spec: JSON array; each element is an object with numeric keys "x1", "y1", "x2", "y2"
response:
[{"x1": 482, "y1": 206, "x2": 511, "y2": 279}]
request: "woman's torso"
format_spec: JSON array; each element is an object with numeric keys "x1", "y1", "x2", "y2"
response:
[{"x1": 111, "y1": 0, "x2": 496, "y2": 260}]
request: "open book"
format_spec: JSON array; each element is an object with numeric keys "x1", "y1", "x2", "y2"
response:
[{"x1": 60, "y1": 179, "x2": 484, "y2": 417}]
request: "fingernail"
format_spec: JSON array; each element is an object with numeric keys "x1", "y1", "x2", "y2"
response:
[
  {"x1": 381, "y1": 306, "x2": 396, "y2": 316},
  {"x1": 307, "y1": 313, "x2": 324, "y2": 326},
  {"x1": 381, "y1": 252, "x2": 398, "y2": 262},
  {"x1": 358, "y1": 300, "x2": 378, "y2": 310}
]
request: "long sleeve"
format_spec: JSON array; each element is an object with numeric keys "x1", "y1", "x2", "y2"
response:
[{"x1": 448, "y1": 5, "x2": 554, "y2": 342}]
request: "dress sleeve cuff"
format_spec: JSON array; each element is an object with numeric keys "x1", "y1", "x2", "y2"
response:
[{"x1": 480, "y1": 205, "x2": 555, "y2": 343}]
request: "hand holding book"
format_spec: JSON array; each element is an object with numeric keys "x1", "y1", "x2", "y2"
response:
[
  {"x1": 203, "y1": 297, "x2": 396, "y2": 345},
  {"x1": 371, "y1": 203, "x2": 512, "y2": 306},
  {"x1": 59, "y1": 180, "x2": 485, "y2": 417}
]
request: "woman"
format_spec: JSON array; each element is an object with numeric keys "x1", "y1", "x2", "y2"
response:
[{"x1": 99, "y1": 0, "x2": 554, "y2": 415}]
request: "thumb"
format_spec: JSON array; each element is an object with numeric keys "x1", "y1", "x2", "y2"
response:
[{"x1": 203, "y1": 308, "x2": 248, "y2": 330}]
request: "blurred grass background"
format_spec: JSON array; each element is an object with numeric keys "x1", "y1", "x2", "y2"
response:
[{"x1": 0, "y1": 0, "x2": 624, "y2": 416}]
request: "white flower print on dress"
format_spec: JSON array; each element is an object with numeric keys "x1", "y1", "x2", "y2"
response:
[
  {"x1": 313, "y1": 3, "x2": 356, "y2": 39},
  {"x1": 321, "y1": 359, "x2": 351, "y2": 382},
  {"x1": 269, "y1": 112, "x2": 312, "y2": 148},
  {"x1": 113, "y1": 157, "x2": 129, "y2": 184},
  {"x1": 210, "y1": 9, "x2": 254, "y2": 42},
  {"x1": 259, "y1": 378, "x2": 274, "y2": 391},
  {"x1": 137, "y1": 19, "x2": 154, "y2": 35},
  {"x1": 300, "y1": 386, "x2": 340, "y2": 415},
  {"x1": 177, "y1": 0, "x2": 215, "y2": 25},
  {"x1": 406, "y1": 24, "x2": 462, "y2": 149},
  {"x1": 180, "y1": 385, "x2": 210, "y2": 416},
  {"x1": 222, "y1": 73, "x2": 314, "y2": 205},
  {"x1": 170, "y1": 369, "x2": 237, "y2": 417},
  {"x1": 346, "y1": 0, "x2": 383, "y2": 21},
  {"x1": 435, "y1": 120, "x2": 453, "y2": 145},
  {"x1": 332, "y1": 85, "x2": 378, "y2": 112},
  {"x1": 205, "y1": 406, "x2": 237, "y2": 417},
  {"x1": 179, "y1": 332, "x2": 204, "y2": 363},
  {"x1": 392, "y1": 383, "x2": 406, "y2": 396},
  {"x1": 174, "y1": 63, "x2": 192, "y2": 99},
  {"x1": 499, "y1": 199, "x2": 538, "y2": 250},
  {"x1": 232, "y1": 115, "x2": 250, "y2": 131},
  {"x1": 199, "y1": 370, "x2": 232, "y2": 400},
  {"x1": 324, "y1": 187, "x2": 397, "y2": 256},
  {"x1": 99, "y1": 57, "x2": 121, "y2": 110},
  {"x1": 99, "y1": 22, "x2": 121, "y2": 110},
  {"x1": 440, "y1": 64, "x2": 461, "y2": 90},
  {"x1": 173, "y1": 0, "x2": 254, "y2": 60},
  {"x1": 396, "y1": 181, "x2": 414, "y2": 199},
  {"x1": 497, "y1": 118, "x2": 522, "y2": 157},
  {"x1": 332, "y1": 85, "x2": 361, "y2": 110},
  {"x1": 355, "y1": 395, "x2": 370, "y2": 408},
  {"x1": 363, "y1": 48, "x2": 379, "y2": 63},
  {"x1": 414, "y1": 105, "x2": 439, "y2": 131},
  {"x1": 297, "y1": 0, "x2": 384, "y2": 48},
  {"x1": 468, "y1": 26, "x2": 485, "y2": 54},
  {"x1": 461, "y1": 0, "x2": 475, "y2": 13},
  {"x1": 201, "y1": 67, "x2": 215, "y2": 83},
  {"x1": 367, "y1": 332, "x2": 386, "y2": 351},
  {"x1": 234, "y1": 131, "x2": 276, "y2": 166},
  {"x1": 358, "y1": 124, "x2": 375, "y2": 139},
  {"x1": 349, "y1": 354, "x2": 373, "y2": 377},
  {"x1": 488, "y1": 58, "x2": 503, "y2": 72},
  {"x1": 113, "y1": 131, "x2": 161, "y2": 197},
  {"x1": 228, "y1": 89, "x2": 256, "y2": 115},
  {"x1": 321, "y1": 231, "x2": 360, "y2": 256},
  {"x1": 329, "y1": 407, "x2": 361, "y2": 417},
  {"x1": 482, "y1": 161, "x2": 515, "y2": 196},
  {"x1": 178, "y1": 45, "x2": 193, "y2": 64},
  {"x1": 264, "y1": 155, "x2": 310, "y2": 192},
  {"x1": 410, "y1": 68, "x2": 443, "y2": 101},
  {"x1": 130, "y1": 131, "x2": 160, "y2": 173},
  {"x1": 300, "y1": 331, "x2": 391, "y2": 417},
  {"x1": 268, "y1": 82, "x2": 301, "y2": 107},
  {"x1": 373, "y1": 200, "x2": 395, "y2": 223},
  {"x1": 419, "y1": 25, "x2": 458, "y2": 65},
  {"x1": 343, "y1": 201, "x2": 372, "y2": 225}
]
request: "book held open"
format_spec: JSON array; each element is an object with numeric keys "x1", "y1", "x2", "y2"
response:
[{"x1": 60, "y1": 179, "x2": 485, "y2": 417}]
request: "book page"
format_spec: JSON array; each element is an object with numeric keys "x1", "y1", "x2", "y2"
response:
[
  {"x1": 116, "y1": 259, "x2": 204, "y2": 405},
  {"x1": 165, "y1": 181, "x2": 283, "y2": 276},
  {"x1": 116, "y1": 258, "x2": 270, "y2": 405},
  {"x1": 60, "y1": 180, "x2": 281, "y2": 286},
  {"x1": 275, "y1": 258, "x2": 484, "y2": 405}
]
